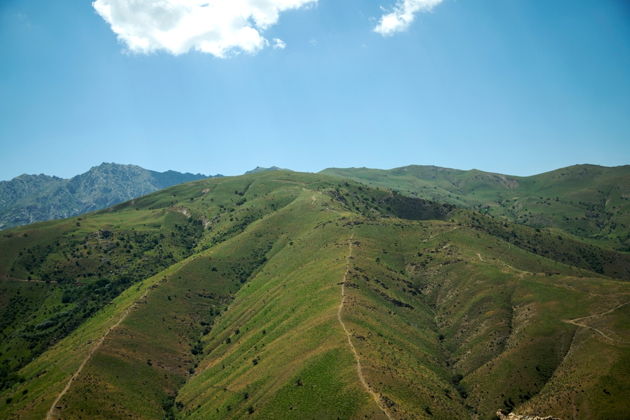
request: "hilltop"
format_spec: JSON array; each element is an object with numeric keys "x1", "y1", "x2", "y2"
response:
[
  {"x1": 0, "y1": 163, "x2": 213, "y2": 230},
  {"x1": 321, "y1": 164, "x2": 630, "y2": 251},
  {"x1": 0, "y1": 170, "x2": 628, "y2": 419},
  {"x1": 244, "y1": 166, "x2": 284, "y2": 174}
]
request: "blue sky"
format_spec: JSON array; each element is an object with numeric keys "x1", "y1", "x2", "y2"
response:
[{"x1": 1, "y1": 0, "x2": 629, "y2": 180}]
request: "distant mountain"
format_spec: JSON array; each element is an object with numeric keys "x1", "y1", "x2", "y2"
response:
[
  {"x1": 244, "y1": 166, "x2": 283, "y2": 174},
  {"x1": 321, "y1": 164, "x2": 630, "y2": 251},
  {"x1": 0, "y1": 163, "x2": 214, "y2": 230}
]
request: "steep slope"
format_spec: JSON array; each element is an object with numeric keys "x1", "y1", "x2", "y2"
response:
[
  {"x1": 0, "y1": 171, "x2": 452, "y2": 410},
  {"x1": 321, "y1": 164, "x2": 630, "y2": 251},
  {"x1": 0, "y1": 163, "x2": 211, "y2": 230},
  {"x1": 0, "y1": 195, "x2": 206, "y2": 395},
  {"x1": 177, "y1": 217, "x2": 629, "y2": 419},
  {"x1": 0, "y1": 171, "x2": 629, "y2": 420}
]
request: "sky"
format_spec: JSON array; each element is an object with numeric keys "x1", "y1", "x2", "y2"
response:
[{"x1": 1, "y1": 0, "x2": 629, "y2": 180}]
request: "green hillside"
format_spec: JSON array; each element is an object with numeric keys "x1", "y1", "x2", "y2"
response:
[
  {"x1": 321, "y1": 164, "x2": 630, "y2": 251},
  {"x1": 0, "y1": 171, "x2": 629, "y2": 420}
]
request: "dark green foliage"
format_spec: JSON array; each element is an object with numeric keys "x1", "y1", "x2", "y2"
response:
[{"x1": 0, "y1": 364, "x2": 22, "y2": 392}]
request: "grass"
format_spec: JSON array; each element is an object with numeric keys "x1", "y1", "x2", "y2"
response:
[
  {"x1": 0, "y1": 170, "x2": 629, "y2": 419},
  {"x1": 321, "y1": 164, "x2": 630, "y2": 251}
]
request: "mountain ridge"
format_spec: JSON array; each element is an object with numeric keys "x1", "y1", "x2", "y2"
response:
[
  {"x1": 0, "y1": 163, "x2": 216, "y2": 230},
  {"x1": 321, "y1": 163, "x2": 630, "y2": 251}
]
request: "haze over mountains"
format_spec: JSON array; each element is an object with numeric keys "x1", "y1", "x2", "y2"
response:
[
  {"x1": 0, "y1": 165, "x2": 628, "y2": 419},
  {"x1": 0, "y1": 163, "x2": 212, "y2": 230}
]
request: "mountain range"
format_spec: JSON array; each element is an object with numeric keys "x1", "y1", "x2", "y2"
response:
[
  {"x1": 0, "y1": 163, "x2": 212, "y2": 231},
  {"x1": 322, "y1": 164, "x2": 630, "y2": 252},
  {"x1": 0, "y1": 165, "x2": 628, "y2": 419}
]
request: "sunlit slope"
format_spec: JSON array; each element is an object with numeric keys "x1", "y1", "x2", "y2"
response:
[
  {"x1": 177, "y1": 217, "x2": 630, "y2": 419},
  {"x1": 0, "y1": 170, "x2": 629, "y2": 420},
  {"x1": 0, "y1": 171, "x2": 450, "y2": 419},
  {"x1": 0, "y1": 171, "x2": 315, "y2": 392},
  {"x1": 322, "y1": 164, "x2": 630, "y2": 251},
  {"x1": 397, "y1": 223, "x2": 630, "y2": 419},
  {"x1": 0, "y1": 170, "x2": 346, "y2": 389},
  {"x1": 175, "y1": 213, "x2": 390, "y2": 419},
  {"x1": 44, "y1": 189, "x2": 343, "y2": 419},
  {"x1": 0, "y1": 173, "x2": 320, "y2": 417}
]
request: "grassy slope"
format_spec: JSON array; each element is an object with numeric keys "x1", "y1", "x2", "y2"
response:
[
  {"x1": 0, "y1": 171, "x2": 629, "y2": 419},
  {"x1": 178, "y1": 212, "x2": 630, "y2": 419},
  {"x1": 450, "y1": 210, "x2": 630, "y2": 281},
  {"x1": 0, "y1": 170, "x2": 322, "y2": 389},
  {"x1": 52, "y1": 198, "x2": 302, "y2": 419},
  {"x1": 176, "y1": 196, "x2": 378, "y2": 419},
  {"x1": 321, "y1": 164, "x2": 630, "y2": 251},
  {"x1": 332, "y1": 220, "x2": 630, "y2": 419},
  {"x1": 0, "y1": 206, "x2": 203, "y2": 385}
]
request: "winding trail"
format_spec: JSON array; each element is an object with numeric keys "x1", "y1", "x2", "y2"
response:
[
  {"x1": 45, "y1": 285, "x2": 154, "y2": 420},
  {"x1": 563, "y1": 302, "x2": 629, "y2": 345},
  {"x1": 337, "y1": 234, "x2": 393, "y2": 420},
  {"x1": 422, "y1": 226, "x2": 460, "y2": 242}
]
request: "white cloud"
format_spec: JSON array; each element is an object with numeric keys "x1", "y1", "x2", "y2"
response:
[
  {"x1": 272, "y1": 38, "x2": 286, "y2": 49},
  {"x1": 375, "y1": 0, "x2": 443, "y2": 36},
  {"x1": 92, "y1": 0, "x2": 317, "y2": 58}
]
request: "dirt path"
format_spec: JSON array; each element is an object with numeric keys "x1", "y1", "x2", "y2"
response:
[
  {"x1": 422, "y1": 226, "x2": 459, "y2": 242},
  {"x1": 498, "y1": 260, "x2": 532, "y2": 279},
  {"x1": 563, "y1": 302, "x2": 629, "y2": 345},
  {"x1": 337, "y1": 234, "x2": 393, "y2": 420},
  {"x1": 45, "y1": 286, "x2": 153, "y2": 420}
]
